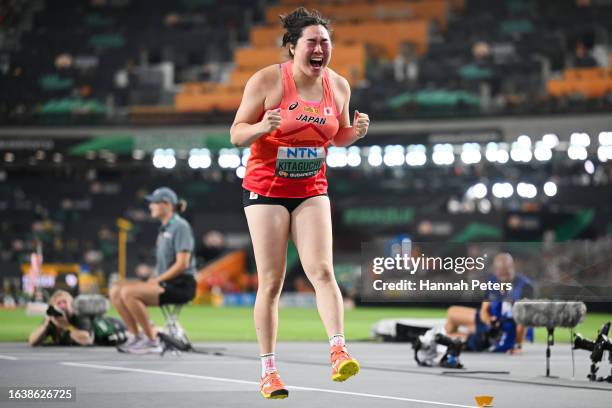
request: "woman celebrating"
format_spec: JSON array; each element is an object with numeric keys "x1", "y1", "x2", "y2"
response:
[
  {"x1": 230, "y1": 7, "x2": 369, "y2": 399},
  {"x1": 110, "y1": 187, "x2": 197, "y2": 354}
]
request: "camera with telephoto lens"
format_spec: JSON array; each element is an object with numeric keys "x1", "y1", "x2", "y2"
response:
[
  {"x1": 46, "y1": 305, "x2": 66, "y2": 318},
  {"x1": 573, "y1": 322, "x2": 612, "y2": 382},
  {"x1": 413, "y1": 332, "x2": 464, "y2": 369},
  {"x1": 435, "y1": 333, "x2": 464, "y2": 369}
]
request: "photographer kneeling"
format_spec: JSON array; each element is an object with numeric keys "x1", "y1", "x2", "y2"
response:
[
  {"x1": 444, "y1": 253, "x2": 533, "y2": 353},
  {"x1": 29, "y1": 290, "x2": 93, "y2": 346}
]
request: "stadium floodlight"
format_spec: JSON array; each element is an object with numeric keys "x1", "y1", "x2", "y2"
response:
[
  {"x1": 543, "y1": 181, "x2": 557, "y2": 197},
  {"x1": 152, "y1": 149, "x2": 164, "y2": 168},
  {"x1": 472, "y1": 182, "x2": 487, "y2": 199},
  {"x1": 492, "y1": 182, "x2": 513, "y2": 198},
  {"x1": 105, "y1": 153, "x2": 117, "y2": 164},
  {"x1": 460, "y1": 143, "x2": 481, "y2": 165},
  {"x1": 485, "y1": 142, "x2": 498, "y2": 162},
  {"x1": 187, "y1": 156, "x2": 198, "y2": 169},
  {"x1": 432, "y1": 143, "x2": 455, "y2": 166},
  {"x1": 164, "y1": 155, "x2": 176, "y2": 169},
  {"x1": 534, "y1": 141, "x2": 553, "y2": 162},
  {"x1": 132, "y1": 149, "x2": 145, "y2": 160},
  {"x1": 447, "y1": 198, "x2": 461, "y2": 213},
  {"x1": 516, "y1": 135, "x2": 532, "y2": 149},
  {"x1": 188, "y1": 148, "x2": 212, "y2": 169},
  {"x1": 367, "y1": 145, "x2": 383, "y2": 167},
  {"x1": 599, "y1": 131, "x2": 612, "y2": 146},
  {"x1": 153, "y1": 148, "x2": 176, "y2": 169},
  {"x1": 236, "y1": 166, "x2": 246, "y2": 179},
  {"x1": 598, "y1": 131, "x2": 612, "y2": 162},
  {"x1": 570, "y1": 132, "x2": 590, "y2": 147},
  {"x1": 486, "y1": 142, "x2": 512, "y2": 163},
  {"x1": 584, "y1": 160, "x2": 595, "y2": 175},
  {"x1": 510, "y1": 142, "x2": 532, "y2": 163},
  {"x1": 510, "y1": 144, "x2": 521, "y2": 162},
  {"x1": 200, "y1": 150, "x2": 212, "y2": 169},
  {"x1": 542, "y1": 133, "x2": 559, "y2": 149},
  {"x1": 405, "y1": 144, "x2": 427, "y2": 166},
  {"x1": 597, "y1": 146, "x2": 612, "y2": 162},
  {"x1": 218, "y1": 148, "x2": 241, "y2": 169},
  {"x1": 383, "y1": 145, "x2": 405, "y2": 167},
  {"x1": 466, "y1": 182, "x2": 487, "y2": 200},
  {"x1": 478, "y1": 198, "x2": 492, "y2": 214},
  {"x1": 496, "y1": 144, "x2": 510, "y2": 164},
  {"x1": 65, "y1": 274, "x2": 78, "y2": 288},
  {"x1": 517, "y1": 182, "x2": 537, "y2": 199},
  {"x1": 567, "y1": 145, "x2": 588, "y2": 160},
  {"x1": 347, "y1": 146, "x2": 362, "y2": 167},
  {"x1": 327, "y1": 147, "x2": 348, "y2": 168},
  {"x1": 241, "y1": 148, "x2": 250, "y2": 167}
]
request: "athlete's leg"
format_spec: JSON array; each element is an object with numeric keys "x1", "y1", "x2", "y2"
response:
[
  {"x1": 109, "y1": 280, "x2": 140, "y2": 335},
  {"x1": 291, "y1": 195, "x2": 359, "y2": 381},
  {"x1": 245, "y1": 204, "x2": 291, "y2": 355},
  {"x1": 445, "y1": 305, "x2": 477, "y2": 337},
  {"x1": 120, "y1": 281, "x2": 163, "y2": 340},
  {"x1": 290, "y1": 196, "x2": 343, "y2": 337}
]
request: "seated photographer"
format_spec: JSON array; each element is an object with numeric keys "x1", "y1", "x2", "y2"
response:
[
  {"x1": 444, "y1": 252, "x2": 533, "y2": 353},
  {"x1": 28, "y1": 290, "x2": 94, "y2": 347},
  {"x1": 109, "y1": 187, "x2": 196, "y2": 354}
]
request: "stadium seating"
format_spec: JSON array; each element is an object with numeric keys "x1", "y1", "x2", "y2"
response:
[
  {"x1": 266, "y1": 0, "x2": 450, "y2": 29},
  {"x1": 547, "y1": 67, "x2": 611, "y2": 99},
  {"x1": 1, "y1": 0, "x2": 612, "y2": 122}
]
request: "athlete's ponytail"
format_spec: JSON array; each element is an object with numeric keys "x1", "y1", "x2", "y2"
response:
[
  {"x1": 176, "y1": 199, "x2": 188, "y2": 214},
  {"x1": 280, "y1": 7, "x2": 331, "y2": 58}
]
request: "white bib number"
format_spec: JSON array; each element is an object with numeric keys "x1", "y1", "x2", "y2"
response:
[{"x1": 275, "y1": 146, "x2": 326, "y2": 179}]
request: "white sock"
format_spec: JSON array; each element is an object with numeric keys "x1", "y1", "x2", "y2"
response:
[
  {"x1": 127, "y1": 331, "x2": 141, "y2": 341},
  {"x1": 260, "y1": 353, "x2": 277, "y2": 377},
  {"x1": 329, "y1": 334, "x2": 346, "y2": 347}
]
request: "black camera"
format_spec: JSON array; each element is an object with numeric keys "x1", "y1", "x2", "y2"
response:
[
  {"x1": 413, "y1": 332, "x2": 464, "y2": 369},
  {"x1": 573, "y1": 322, "x2": 612, "y2": 382},
  {"x1": 435, "y1": 333, "x2": 464, "y2": 369},
  {"x1": 46, "y1": 305, "x2": 66, "y2": 318}
]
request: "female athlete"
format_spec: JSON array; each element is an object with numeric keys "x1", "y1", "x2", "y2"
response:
[{"x1": 230, "y1": 7, "x2": 370, "y2": 399}]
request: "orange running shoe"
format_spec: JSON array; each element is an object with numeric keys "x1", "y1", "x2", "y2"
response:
[
  {"x1": 330, "y1": 345, "x2": 360, "y2": 382},
  {"x1": 259, "y1": 371, "x2": 289, "y2": 399}
]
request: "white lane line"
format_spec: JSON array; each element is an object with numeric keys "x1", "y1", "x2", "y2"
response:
[
  {"x1": 2, "y1": 352, "x2": 73, "y2": 357},
  {"x1": 62, "y1": 362, "x2": 475, "y2": 408},
  {"x1": 0, "y1": 355, "x2": 18, "y2": 360}
]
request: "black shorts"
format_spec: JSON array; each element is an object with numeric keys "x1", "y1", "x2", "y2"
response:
[
  {"x1": 159, "y1": 274, "x2": 196, "y2": 305},
  {"x1": 242, "y1": 188, "x2": 328, "y2": 213}
]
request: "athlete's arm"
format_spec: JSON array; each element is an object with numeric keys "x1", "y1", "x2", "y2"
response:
[
  {"x1": 230, "y1": 67, "x2": 281, "y2": 147},
  {"x1": 156, "y1": 251, "x2": 191, "y2": 282},
  {"x1": 479, "y1": 301, "x2": 492, "y2": 325},
  {"x1": 331, "y1": 75, "x2": 369, "y2": 147},
  {"x1": 28, "y1": 317, "x2": 51, "y2": 346},
  {"x1": 67, "y1": 324, "x2": 94, "y2": 346}
]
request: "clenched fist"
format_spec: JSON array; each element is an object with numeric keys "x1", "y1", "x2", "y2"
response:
[
  {"x1": 259, "y1": 108, "x2": 282, "y2": 134},
  {"x1": 354, "y1": 110, "x2": 370, "y2": 139}
]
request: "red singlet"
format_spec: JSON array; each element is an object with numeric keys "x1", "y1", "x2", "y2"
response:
[{"x1": 242, "y1": 60, "x2": 340, "y2": 198}]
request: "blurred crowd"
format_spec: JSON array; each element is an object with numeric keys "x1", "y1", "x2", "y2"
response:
[{"x1": 1, "y1": 0, "x2": 612, "y2": 123}]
